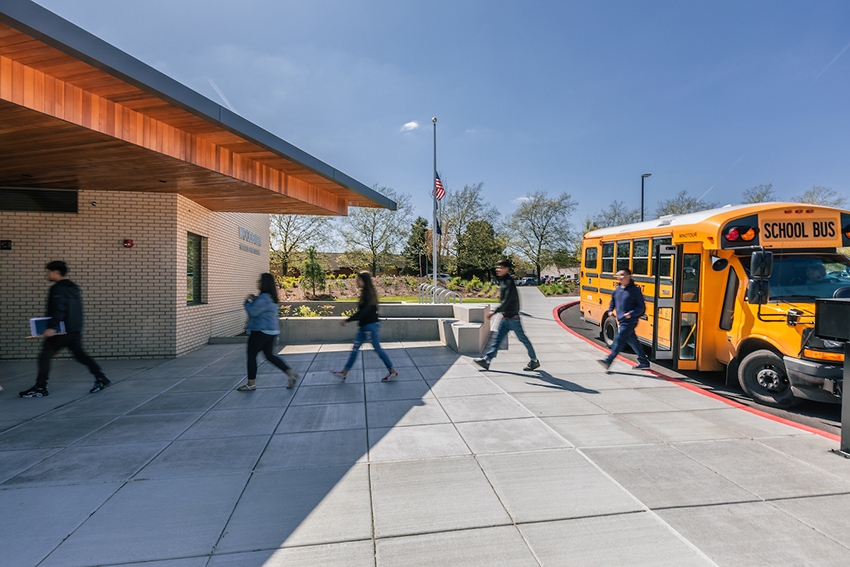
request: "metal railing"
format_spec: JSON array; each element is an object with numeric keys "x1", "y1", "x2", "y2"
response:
[{"x1": 418, "y1": 283, "x2": 463, "y2": 304}]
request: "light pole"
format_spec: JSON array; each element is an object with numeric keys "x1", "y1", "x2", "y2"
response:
[{"x1": 641, "y1": 173, "x2": 652, "y2": 222}]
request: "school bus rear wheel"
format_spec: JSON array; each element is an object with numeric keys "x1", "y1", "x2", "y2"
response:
[
  {"x1": 738, "y1": 349, "x2": 801, "y2": 409},
  {"x1": 602, "y1": 317, "x2": 617, "y2": 347}
]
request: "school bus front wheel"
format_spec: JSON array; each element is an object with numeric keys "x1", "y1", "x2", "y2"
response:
[{"x1": 738, "y1": 349, "x2": 802, "y2": 409}]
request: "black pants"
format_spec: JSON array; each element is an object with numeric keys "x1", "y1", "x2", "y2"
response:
[
  {"x1": 36, "y1": 332, "x2": 104, "y2": 387},
  {"x1": 247, "y1": 332, "x2": 290, "y2": 381}
]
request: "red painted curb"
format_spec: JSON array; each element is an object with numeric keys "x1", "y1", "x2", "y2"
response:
[{"x1": 553, "y1": 301, "x2": 840, "y2": 442}]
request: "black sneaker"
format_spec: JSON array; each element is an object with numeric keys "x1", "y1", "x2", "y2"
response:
[
  {"x1": 20, "y1": 386, "x2": 49, "y2": 398},
  {"x1": 90, "y1": 377, "x2": 112, "y2": 393},
  {"x1": 596, "y1": 359, "x2": 611, "y2": 373},
  {"x1": 473, "y1": 358, "x2": 490, "y2": 371},
  {"x1": 633, "y1": 364, "x2": 651, "y2": 371},
  {"x1": 523, "y1": 359, "x2": 541, "y2": 371}
]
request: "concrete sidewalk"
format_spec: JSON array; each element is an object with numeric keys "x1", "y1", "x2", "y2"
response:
[{"x1": 1, "y1": 288, "x2": 849, "y2": 566}]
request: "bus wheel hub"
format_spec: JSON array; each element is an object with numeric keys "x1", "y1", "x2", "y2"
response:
[{"x1": 756, "y1": 367, "x2": 785, "y2": 391}]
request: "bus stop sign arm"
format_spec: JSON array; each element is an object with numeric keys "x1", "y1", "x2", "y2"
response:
[{"x1": 814, "y1": 298, "x2": 850, "y2": 458}]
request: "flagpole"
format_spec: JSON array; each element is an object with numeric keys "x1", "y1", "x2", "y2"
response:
[{"x1": 432, "y1": 117, "x2": 438, "y2": 288}]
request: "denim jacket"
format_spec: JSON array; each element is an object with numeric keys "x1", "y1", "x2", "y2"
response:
[{"x1": 244, "y1": 293, "x2": 280, "y2": 335}]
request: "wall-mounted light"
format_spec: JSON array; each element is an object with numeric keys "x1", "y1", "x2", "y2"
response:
[{"x1": 123, "y1": 239, "x2": 134, "y2": 248}]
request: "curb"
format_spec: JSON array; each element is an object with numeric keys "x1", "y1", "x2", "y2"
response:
[{"x1": 553, "y1": 301, "x2": 840, "y2": 442}]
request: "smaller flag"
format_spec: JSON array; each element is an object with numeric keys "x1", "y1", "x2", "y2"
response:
[
  {"x1": 434, "y1": 173, "x2": 445, "y2": 201},
  {"x1": 436, "y1": 218, "x2": 442, "y2": 235}
]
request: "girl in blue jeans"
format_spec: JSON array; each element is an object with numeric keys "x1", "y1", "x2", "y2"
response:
[{"x1": 333, "y1": 271, "x2": 397, "y2": 382}]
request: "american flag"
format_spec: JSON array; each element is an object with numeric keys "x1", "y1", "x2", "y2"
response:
[{"x1": 434, "y1": 173, "x2": 445, "y2": 201}]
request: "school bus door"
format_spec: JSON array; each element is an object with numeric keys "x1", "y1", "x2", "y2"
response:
[
  {"x1": 652, "y1": 244, "x2": 678, "y2": 362},
  {"x1": 677, "y1": 243, "x2": 703, "y2": 371}
]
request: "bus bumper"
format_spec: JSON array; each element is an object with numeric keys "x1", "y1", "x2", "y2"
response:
[{"x1": 784, "y1": 356, "x2": 842, "y2": 403}]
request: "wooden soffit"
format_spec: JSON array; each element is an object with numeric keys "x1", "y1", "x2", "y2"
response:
[{"x1": 0, "y1": 1, "x2": 394, "y2": 215}]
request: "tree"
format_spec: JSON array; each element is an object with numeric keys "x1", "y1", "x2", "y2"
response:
[
  {"x1": 504, "y1": 191, "x2": 578, "y2": 281},
  {"x1": 592, "y1": 200, "x2": 640, "y2": 228},
  {"x1": 790, "y1": 185, "x2": 848, "y2": 208},
  {"x1": 269, "y1": 214, "x2": 331, "y2": 276},
  {"x1": 440, "y1": 182, "x2": 499, "y2": 273},
  {"x1": 301, "y1": 247, "x2": 326, "y2": 297},
  {"x1": 742, "y1": 183, "x2": 776, "y2": 204},
  {"x1": 456, "y1": 220, "x2": 505, "y2": 279},
  {"x1": 401, "y1": 217, "x2": 429, "y2": 276},
  {"x1": 339, "y1": 186, "x2": 413, "y2": 275},
  {"x1": 655, "y1": 191, "x2": 719, "y2": 217}
]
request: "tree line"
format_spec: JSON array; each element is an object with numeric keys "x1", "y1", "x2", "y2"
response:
[{"x1": 270, "y1": 182, "x2": 849, "y2": 282}]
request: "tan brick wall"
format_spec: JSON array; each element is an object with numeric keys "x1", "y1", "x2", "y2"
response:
[
  {"x1": 0, "y1": 190, "x2": 269, "y2": 359},
  {"x1": 175, "y1": 195, "x2": 270, "y2": 356}
]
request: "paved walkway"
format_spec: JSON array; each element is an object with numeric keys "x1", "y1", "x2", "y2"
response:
[{"x1": 1, "y1": 289, "x2": 849, "y2": 566}]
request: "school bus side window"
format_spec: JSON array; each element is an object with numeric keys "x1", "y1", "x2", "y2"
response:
[
  {"x1": 633, "y1": 239, "x2": 649, "y2": 275},
  {"x1": 584, "y1": 246, "x2": 598, "y2": 270},
  {"x1": 616, "y1": 241, "x2": 631, "y2": 272},
  {"x1": 653, "y1": 237, "x2": 673, "y2": 278},
  {"x1": 681, "y1": 253, "x2": 701, "y2": 302},
  {"x1": 719, "y1": 268, "x2": 739, "y2": 331},
  {"x1": 602, "y1": 242, "x2": 614, "y2": 273}
]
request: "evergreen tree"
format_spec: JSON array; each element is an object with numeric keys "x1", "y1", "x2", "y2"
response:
[
  {"x1": 402, "y1": 217, "x2": 429, "y2": 276},
  {"x1": 302, "y1": 247, "x2": 326, "y2": 298},
  {"x1": 457, "y1": 220, "x2": 505, "y2": 279}
]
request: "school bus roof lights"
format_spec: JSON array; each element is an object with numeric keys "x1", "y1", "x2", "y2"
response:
[{"x1": 723, "y1": 225, "x2": 758, "y2": 243}]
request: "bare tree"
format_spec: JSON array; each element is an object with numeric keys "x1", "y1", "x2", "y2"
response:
[
  {"x1": 339, "y1": 186, "x2": 413, "y2": 275},
  {"x1": 592, "y1": 200, "x2": 640, "y2": 228},
  {"x1": 439, "y1": 182, "x2": 499, "y2": 273},
  {"x1": 655, "y1": 191, "x2": 719, "y2": 217},
  {"x1": 742, "y1": 183, "x2": 776, "y2": 203},
  {"x1": 790, "y1": 185, "x2": 848, "y2": 208},
  {"x1": 269, "y1": 214, "x2": 331, "y2": 276},
  {"x1": 504, "y1": 191, "x2": 578, "y2": 281}
]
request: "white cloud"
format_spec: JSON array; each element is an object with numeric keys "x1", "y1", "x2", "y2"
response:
[
  {"x1": 400, "y1": 121, "x2": 420, "y2": 132},
  {"x1": 513, "y1": 196, "x2": 532, "y2": 203}
]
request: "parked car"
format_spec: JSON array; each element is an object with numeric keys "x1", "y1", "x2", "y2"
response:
[{"x1": 518, "y1": 277, "x2": 538, "y2": 286}]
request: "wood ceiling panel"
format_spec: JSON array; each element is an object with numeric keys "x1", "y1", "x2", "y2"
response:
[{"x1": 0, "y1": 20, "x2": 388, "y2": 214}]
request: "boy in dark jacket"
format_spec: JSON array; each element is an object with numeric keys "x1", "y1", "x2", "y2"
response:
[
  {"x1": 474, "y1": 259, "x2": 539, "y2": 371},
  {"x1": 598, "y1": 268, "x2": 651, "y2": 372},
  {"x1": 20, "y1": 261, "x2": 110, "y2": 398}
]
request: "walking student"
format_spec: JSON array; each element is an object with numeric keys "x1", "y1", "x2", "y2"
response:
[
  {"x1": 474, "y1": 259, "x2": 540, "y2": 372},
  {"x1": 333, "y1": 271, "x2": 397, "y2": 382},
  {"x1": 237, "y1": 273, "x2": 298, "y2": 392},
  {"x1": 20, "y1": 261, "x2": 110, "y2": 398},
  {"x1": 598, "y1": 268, "x2": 652, "y2": 372}
]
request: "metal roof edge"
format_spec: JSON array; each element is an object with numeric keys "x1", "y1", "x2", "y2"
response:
[{"x1": 0, "y1": 0, "x2": 396, "y2": 211}]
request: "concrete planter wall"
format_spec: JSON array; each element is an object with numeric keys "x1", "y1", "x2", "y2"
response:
[
  {"x1": 279, "y1": 317, "x2": 441, "y2": 344},
  {"x1": 277, "y1": 301, "x2": 455, "y2": 318}
]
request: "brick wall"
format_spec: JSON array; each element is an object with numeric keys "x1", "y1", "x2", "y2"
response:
[
  {"x1": 0, "y1": 190, "x2": 269, "y2": 359},
  {"x1": 175, "y1": 194, "x2": 270, "y2": 356}
]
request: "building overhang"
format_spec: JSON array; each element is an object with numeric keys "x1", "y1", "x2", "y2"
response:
[{"x1": 0, "y1": 0, "x2": 395, "y2": 215}]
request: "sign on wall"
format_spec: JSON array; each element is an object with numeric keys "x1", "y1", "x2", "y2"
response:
[{"x1": 238, "y1": 226, "x2": 261, "y2": 255}]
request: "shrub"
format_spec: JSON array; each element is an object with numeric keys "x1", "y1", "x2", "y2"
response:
[
  {"x1": 295, "y1": 305, "x2": 318, "y2": 317},
  {"x1": 279, "y1": 305, "x2": 292, "y2": 317},
  {"x1": 318, "y1": 304, "x2": 335, "y2": 317},
  {"x1": 468, "y1": 275, "x2": 483, "y2": 291},
  {"x1": 341, "y1": 308, "x2": 357, "y2": 318}
]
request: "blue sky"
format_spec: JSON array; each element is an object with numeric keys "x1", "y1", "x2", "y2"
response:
[{"x1": 33, "y1": 0, "x2": 850, "y2": 224}]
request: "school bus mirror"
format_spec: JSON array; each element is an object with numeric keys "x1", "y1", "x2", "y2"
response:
[
  {"x1": 750, "y1": 250, "x2": 773, "y2": 279},
  {"x1": 710, "y1": 256, "x2": 729, "y2": 272},
  {"x1": 786, "y1": 308, "x2": 803, "y2": 327},
  {"x1": 745, "y1": 279, "x2": 770, "y2": 305}
]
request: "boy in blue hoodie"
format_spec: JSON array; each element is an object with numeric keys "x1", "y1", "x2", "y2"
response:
[{"x1": 598, "y1": 268, "x2": 651, "y2": 372}]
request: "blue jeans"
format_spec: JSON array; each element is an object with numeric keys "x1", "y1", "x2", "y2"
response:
[
  {"x1": 484, "y1": 316, "x2": 537, "y2": 362},
  {"x1": 604, "y1": 321, "x2": 650, "y2": 366},
  {"x1": 344, "y1": 322, "x2": 393, "y2": 371}
]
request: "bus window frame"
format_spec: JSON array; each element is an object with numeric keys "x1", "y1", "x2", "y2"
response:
[
  {"x1": 681, "y1": 253, "x2": 701, "y2": 302},
  {"x1": 653, "y1": 236, "x2": 673, "y2": 279},
  {"x1": 602, "y1": 242, "x2": 615, "y2": 274},
  {"x1": 616, "y1": 240, "x2": 631, "y2": 273},
  {"x1": 719, "y1": 267, "x2": 739, "y2": 331},
  {"x1": 584, "y1": 245, "x2": 598, "y2": 270},
  {"x1": 632, "y1": 238, "x2": 650, "y2": 276}
]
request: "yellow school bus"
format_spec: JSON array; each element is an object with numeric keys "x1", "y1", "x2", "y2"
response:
[{"x1": 580, "y1": 202, "x2": 850, "y2": 408}]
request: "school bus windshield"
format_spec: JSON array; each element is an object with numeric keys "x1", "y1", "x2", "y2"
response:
[{"x1": 759, "y1": 253, "x2": 850, "y2": 300}]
